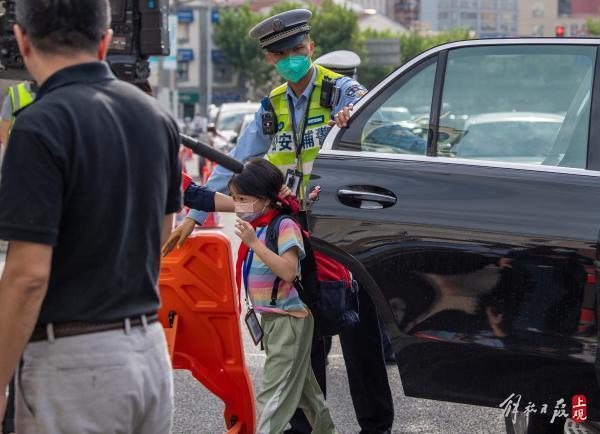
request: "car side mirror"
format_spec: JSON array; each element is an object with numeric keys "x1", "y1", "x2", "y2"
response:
[
  {"x1": 207, "y1": 123, "x2": 216, "y2": 133},
  {"x1": 231, "y1": 133, "x2": 238, "y2": 145}
]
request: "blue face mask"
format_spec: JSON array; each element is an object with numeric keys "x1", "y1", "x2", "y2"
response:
[{"x1": 275, "y1": 56, "x2": 312, "y2": 83}]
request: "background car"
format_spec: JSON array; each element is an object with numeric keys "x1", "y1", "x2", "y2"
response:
[
  {"x1": 232, "y1": 113, "x2": 256, "y2": 146},
  {"x1": 440, "y1": 112, "x2": 565, "y2": 164},
  {"x1": 207, "y1": 102, "x2": 260, "y2": 152},
  {"x1": 308, "y1": 38, "x2": 600, "y2": 434}
]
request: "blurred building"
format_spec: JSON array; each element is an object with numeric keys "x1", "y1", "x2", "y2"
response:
[
  {"x1": 350, "y1": 0, "x2": 389, "y2": 14},
  {"x1": 149, "y1": 2, "x2": 243, "y2": 119},
  {"x1": 387, "y1": 0, "x2": 419, "y2": 29},
  {"x1": 419, "y1": 0, "x2": 519, "y2": 37},
  {"x1": 519, "y1": 0, "x2": 596, "y2": 36},
  {"x1": 359, "y1": 10, "x2": 408, "y2": 33},
  {"x1": 571, "y1": 0, "x2": 600, "y2": 16}
]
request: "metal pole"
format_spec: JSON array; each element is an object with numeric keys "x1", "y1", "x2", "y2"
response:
[
  {"x1": 172, "y1": 0, "x2": 178, "y2": 118},
  {"x1": 207, "y1": 0, "x2": 213, "y2": 115}
]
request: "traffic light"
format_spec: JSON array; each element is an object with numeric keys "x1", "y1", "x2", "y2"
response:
[{"x1": 555, "y1": 25, "x2": 565, "y2": 37}]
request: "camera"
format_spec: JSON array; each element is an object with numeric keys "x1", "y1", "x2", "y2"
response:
[
  {"x1": 108, "y1": 0, "x2": 170, "y2": 82},
  {"x1": 0, "y1": 0, "x2": 170, "y2": 82}
]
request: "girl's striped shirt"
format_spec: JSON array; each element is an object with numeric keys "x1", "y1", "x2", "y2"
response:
[{"x1": 246, "y1": 217, "x2": 308, "y2": 317}]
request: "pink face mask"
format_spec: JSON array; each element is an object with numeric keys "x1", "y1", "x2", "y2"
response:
[
  {"x1": 234, "y1": 199, "x2": 258, "y2": 213},
  {"x1": 234, "y1": 199, "x2": 265, "y2": 221}
]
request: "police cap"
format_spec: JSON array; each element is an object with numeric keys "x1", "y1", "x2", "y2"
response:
[
  {"x1": 249, "y1": 9, "x2": 312, "y2": 52},
  {"x1": 314, "y1": 50, "x2": 361, "y2": 76}
]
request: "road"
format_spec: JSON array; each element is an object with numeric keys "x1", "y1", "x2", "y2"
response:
[{"x1": 0, "y1": 218, "x2": 507, "y2": 433}]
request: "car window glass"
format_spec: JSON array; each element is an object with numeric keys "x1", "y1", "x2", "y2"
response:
[
  {"x1": 438, "y1": 45, "x2": 596, "y2": 169},
  {"x1": 334, "y1": 60, "x2": 436, "y2": 155},
  {"x1": 218, "y1": 111, "x2": 251, "y2": 131}
]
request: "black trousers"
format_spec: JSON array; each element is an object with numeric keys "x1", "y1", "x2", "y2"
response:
[
  {"x1": 2, "y1": 377, "x2": 15, "y2": 434},
  {"x1": 286, "y1": 287, "x2": 394, "y2": 434}
]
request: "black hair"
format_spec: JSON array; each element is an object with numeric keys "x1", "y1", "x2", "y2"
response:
[
  {"x1": 228, "y1": 158, "x2": 284, "y2": 206},
  {"x1": 133, "y1": 80, "x2": 154, "y2": 97},
  {"x1": 16, "y1": 0, "x2": 110, "y2": 55}
]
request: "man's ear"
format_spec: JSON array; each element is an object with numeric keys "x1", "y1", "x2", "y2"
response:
[
  {"x1": 98, "y1": 29, "x2": 113, "y2": 61},
  {"x1": 13, "y1": 24, "x2": 31, "y2": 59},
  {"x1": 309, "y1": 39, "x2": 315, "y2": 57}
]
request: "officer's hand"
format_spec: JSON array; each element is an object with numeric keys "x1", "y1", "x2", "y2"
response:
[
  {"x1": 329, "y1": 103, "x2": 354, "y2": 128},
  {"x1": 161, "y1": 217, "x2": 196, "y2": 257},
  {"x1": 234, "y1": 218, "x2": 258, "y2": 247}
]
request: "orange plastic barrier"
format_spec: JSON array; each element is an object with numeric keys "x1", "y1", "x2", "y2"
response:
[{"x1": 158, "y1": 231, "x2": 256, "y2": 434}]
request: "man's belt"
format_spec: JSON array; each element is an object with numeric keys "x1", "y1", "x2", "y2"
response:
[{"x1": 29, "y1": 313, "x2": 159, "y2": 342}]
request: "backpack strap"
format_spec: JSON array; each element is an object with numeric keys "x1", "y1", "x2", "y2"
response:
[
  {"x1": 265, "y1": 214, "x2": 292, "y2": 254},
  {"x1": 265, "y1": 214, "x2": 296, "y2": 306},
  {"x1": 271, "y1": 278, "x2": 280, "y2": 306}
]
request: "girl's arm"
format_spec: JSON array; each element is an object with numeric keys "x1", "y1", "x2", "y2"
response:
[{"x1": 235, "y1": 219, "x2": 299, "y2": 283}]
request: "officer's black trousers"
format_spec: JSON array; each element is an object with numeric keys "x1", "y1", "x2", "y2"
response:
[{"x1": 286, "y1": 287, "x2": 394, "y2": 434}]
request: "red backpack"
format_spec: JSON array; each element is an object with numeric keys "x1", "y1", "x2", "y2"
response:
[{"x1": 265, "y1": 214, "x2": 359, "y2": 337}]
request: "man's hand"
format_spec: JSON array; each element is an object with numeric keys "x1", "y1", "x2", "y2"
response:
[
  {"x1": 161, "y1": 217, "x2": 196, "y2": 257},
  {"x1": 328, "y1": 103, "x2": 354, "y2": 128}
]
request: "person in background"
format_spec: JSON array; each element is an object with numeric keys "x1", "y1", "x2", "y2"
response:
[{"x1": 0, "y1": 80, "x2": 37, "y2": 146}]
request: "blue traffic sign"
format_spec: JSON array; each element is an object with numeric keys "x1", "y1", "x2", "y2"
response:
[
  {"x1": 177, "y1": 9, "x2": 194, "y2": 23},
  {"x1": 212, "y1": 49, "x2": 225, "y2": 63},
  {"x1": 211, "y1": 8, "x2": 220, "y2": 24},
  {"x1": 178, "y1": 49, "x2": 194, "y2": 62}
]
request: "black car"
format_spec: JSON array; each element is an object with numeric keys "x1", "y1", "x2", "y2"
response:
[{"x1": 307, "y1": 38, "x2": 600, "y2": 433}]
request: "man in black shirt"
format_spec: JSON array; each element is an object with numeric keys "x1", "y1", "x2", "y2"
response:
[{"x1": 0, "y1": 1, "x2": 181, "y2": 432}]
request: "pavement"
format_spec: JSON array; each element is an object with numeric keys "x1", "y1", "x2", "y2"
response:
[{"x1": 0, "y1": 220, "x2": 507, "y2": 433}]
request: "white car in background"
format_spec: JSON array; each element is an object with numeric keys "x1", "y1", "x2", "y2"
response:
[{"x1": 208, "y1": 102, "x2": 260, "y2": 152}]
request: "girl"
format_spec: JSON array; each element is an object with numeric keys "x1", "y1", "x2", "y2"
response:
[{"x1": 230, "y1": 158, "x2": 335, "y2": 434}]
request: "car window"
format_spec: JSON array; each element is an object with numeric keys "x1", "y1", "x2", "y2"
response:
[
  {"x1": 437, "y1": 45, "x2": 596, "y2": 169},
  {"x1": 334, "y1": 58, "x2": 437, "y2": 155},
  {"x1": 218, "y1": 110, "x2": 253, "y2": 131}
]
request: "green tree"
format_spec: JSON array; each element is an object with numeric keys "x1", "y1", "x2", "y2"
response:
[
  {"x1": 310, "y1": 0, "x2": 363, "y2": 58},
  {"x1": 212, "y1": 5, "x2": 272, "y2": 98},
  {"x1": 587, "y1": 18, "x2": 600, "y2": 35},
  {"x1": 400, "y1": 28, "x2": 472, "y2": 63},
  {"x1": 358, "y1": 28, "x2": 400, "y2": 90},
  {"x1": 270, "y1": 0, "x2": 363, "y2": 58}
]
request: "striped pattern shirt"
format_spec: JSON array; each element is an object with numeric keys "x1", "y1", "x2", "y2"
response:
[{"x1": 247, "y1": 217, "x2": 308, "y2": 317}]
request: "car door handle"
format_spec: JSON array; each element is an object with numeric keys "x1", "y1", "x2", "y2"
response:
[{"x1": 337, "y1": 188, "x2": 397, "y2": 209}]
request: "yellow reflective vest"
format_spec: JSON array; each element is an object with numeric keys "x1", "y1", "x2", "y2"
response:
[
  {"x1": 7, "y1": 82, "x2": 34, "y2": 135},
  {"x1": 267, "y1": 64, "x2": 343, "y2": 201}
]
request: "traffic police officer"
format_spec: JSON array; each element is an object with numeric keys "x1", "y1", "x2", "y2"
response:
[
  {"x1": 167, "y1": 9, "x2": 395, "y2": 434},
  {"x1": 0, "y1": 81, "x2": 36, "y2": 146}
]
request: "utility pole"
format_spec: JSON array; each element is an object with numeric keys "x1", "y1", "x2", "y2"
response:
[
  {"x1": 206, "y1": 0, "x2": 213, "y2": 117},
  {"x1": 170, "y1": 0, "x2": 178, "y2": 118},
  {"x1": 198, "y1": 0, "x2": 213, "y2": 117}
]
